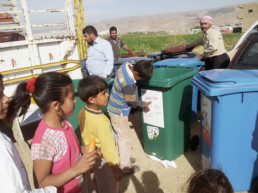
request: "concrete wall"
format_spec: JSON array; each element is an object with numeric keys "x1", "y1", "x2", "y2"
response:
[{"x1": 238, "y1": 2, "x2": 258, "y2": 32}]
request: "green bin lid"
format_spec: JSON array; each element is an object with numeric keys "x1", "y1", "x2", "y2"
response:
[{"x1": 139, "y1": 68, "x2": 197, "y2": 88}]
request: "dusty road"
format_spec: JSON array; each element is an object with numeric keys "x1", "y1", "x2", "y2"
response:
[{"x1": 10, "y1": 110, "x2": 251, "y2": 193}]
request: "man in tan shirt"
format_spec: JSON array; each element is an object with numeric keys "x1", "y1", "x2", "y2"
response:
[{"x1": 185, "y1": 16, "x2": 230, "y2": 70}]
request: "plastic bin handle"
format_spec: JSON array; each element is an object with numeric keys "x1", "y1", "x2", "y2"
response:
[{"x1": 201, "y1": 75, "x2": 236, "y2": 86}]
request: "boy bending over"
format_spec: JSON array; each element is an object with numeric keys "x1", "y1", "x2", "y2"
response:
[{"x1": 107, "y1": 60, "x2": 153, "y2": 175}]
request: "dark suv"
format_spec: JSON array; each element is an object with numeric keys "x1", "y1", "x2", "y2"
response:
[{"x1": 228, "y1": 32, "x2": 258, "y2": 69}]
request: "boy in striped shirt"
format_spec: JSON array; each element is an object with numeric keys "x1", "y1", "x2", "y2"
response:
[{"x1": 107, "y1": 60, "x2": 153, "y2": 175}]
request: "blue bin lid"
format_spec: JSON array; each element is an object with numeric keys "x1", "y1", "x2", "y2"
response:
[
  {"x1": 153, "y1": 58, "x2": 204, "y2": 68},
  {"x1": 114, "y1": 57, "x2": 153, "y2": 65},
  {"x1": 192, "y1": 69, "x2": 258, "y2": 96}
]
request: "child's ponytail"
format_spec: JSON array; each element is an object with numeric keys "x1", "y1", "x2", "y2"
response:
[
  {"x1": 7, "y1": 78, "x2": 36, "y2": 122},
  {"x1": 7, "y1": 72, "x2": 72, "y2": 122}
]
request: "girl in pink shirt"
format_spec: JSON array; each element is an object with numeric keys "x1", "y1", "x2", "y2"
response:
[{"x1": 7, "y1": 72, "x2": 97, "y2": 193}]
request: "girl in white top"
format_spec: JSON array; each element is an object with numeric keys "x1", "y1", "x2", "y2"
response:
[{"x1": 0, "y1": 73, "x2": 56, "y2": 193}]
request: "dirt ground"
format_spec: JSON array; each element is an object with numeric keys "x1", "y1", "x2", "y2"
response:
[{"x1": 10, "y1": 110, "x2": 251, "y2": 193}]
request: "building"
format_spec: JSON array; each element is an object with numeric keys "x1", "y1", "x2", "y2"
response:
[
  {"x1": 190, "y1": 28, "x2": 202, "y2": 34},
  {"x1": 219, "y1": 26, "x2": 233, "y2": 34},
  {"x1": 238, "y1": 2, "x2": 258, "y2": 32}
]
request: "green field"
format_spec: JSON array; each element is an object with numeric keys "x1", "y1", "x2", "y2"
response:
[{"x1": 112, "y1": 33, "x2": 242, "y2": 55}]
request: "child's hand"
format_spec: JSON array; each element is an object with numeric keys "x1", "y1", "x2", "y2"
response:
[
  {"x1": 81, "y1": 145, "x2": 87, "y2": 155},
  {"x1": 111, "y1": 165, "x2": 124, "y2": 181},
  {"x1": 95, "y1": 147, "x2": 103, "y2": 159},
  {"x1": 114, "y1": 169, "x2": 124, "y2": 181},
  {"x1": 88, "y1": 146, "x2": 102, "y2": 159},
  {"x1": 83, "y1": 145, "x2": 102, "y2": 158},
  {"x1": 144, "y1": 101, "x2": 152, "y2": 112},
  {"x1": 72, "y1": 151, "x2": 97, "y2": 175},
  {"x1": 81, "y1": 145, "x2": 99, "y2": 155}
]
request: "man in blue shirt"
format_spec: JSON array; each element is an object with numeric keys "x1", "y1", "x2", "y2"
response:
[{"x1": 82, "y1": 26, "x2": 114, "y2": 78}]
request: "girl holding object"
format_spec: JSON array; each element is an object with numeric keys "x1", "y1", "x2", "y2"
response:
[{"x1": 7, "y1": 72, "x2": 97, "y2": 193}]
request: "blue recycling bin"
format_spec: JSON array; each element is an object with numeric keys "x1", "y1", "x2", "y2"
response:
[
  {"x1": 192, "y1": 69, "x2": 258, "y2": 192},
  {"x1": 154, "y1": 58, "x2": 204, "y2": 122}
]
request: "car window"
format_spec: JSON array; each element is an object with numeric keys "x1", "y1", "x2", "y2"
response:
[
  {"x1": 238, "y1": 42, "x2": 258, "y2": 65},
  {"x1": 232, "y1": 41, "x2": 258, "y2": 69}
]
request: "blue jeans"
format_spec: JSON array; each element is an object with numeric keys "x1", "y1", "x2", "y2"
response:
[{"x1": 80, "y1": 59, "x2": 89, "y2": 77}]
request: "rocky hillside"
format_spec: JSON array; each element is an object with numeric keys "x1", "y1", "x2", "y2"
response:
[{"x1": 90, "y1": 4, "x2": 242, "y2": 35}]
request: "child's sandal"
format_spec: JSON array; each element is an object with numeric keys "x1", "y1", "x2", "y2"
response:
[{"x1": 123, "y1": 165, "x2": 140, "y2": 177}]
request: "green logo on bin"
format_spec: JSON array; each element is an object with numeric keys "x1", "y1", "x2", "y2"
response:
[{"x1": 147, "y1": 126, "x2": 159, "y2": 140}]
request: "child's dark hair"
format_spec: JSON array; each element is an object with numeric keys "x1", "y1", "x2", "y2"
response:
[
  {"x1": 0, "y1": 73, "x2": 3, "y2": 81},
  {"x1": 187, "y1": 169, "x2": 234, "y2": 193},
  {"x1": 133, "y1": 60, "x2": 153, "y2": 80},
  {"x1": 78, "y1": 75, "x2": 107, "y2": 103},
  {"x1": 7, "y1": 72, "x2": 73, "y2": 121}
]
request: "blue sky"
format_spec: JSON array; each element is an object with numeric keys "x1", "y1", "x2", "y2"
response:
[
  {"x1": 84, "y1": 0, "x2": 256, "y2": 23},
  {"x1": 24, "y1": 0, "x2": 256, "y2": 24}
]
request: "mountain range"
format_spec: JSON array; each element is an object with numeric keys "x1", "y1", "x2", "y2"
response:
[{"x1": 90, "y1": 4, "x2": 242, "y2": 35}]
